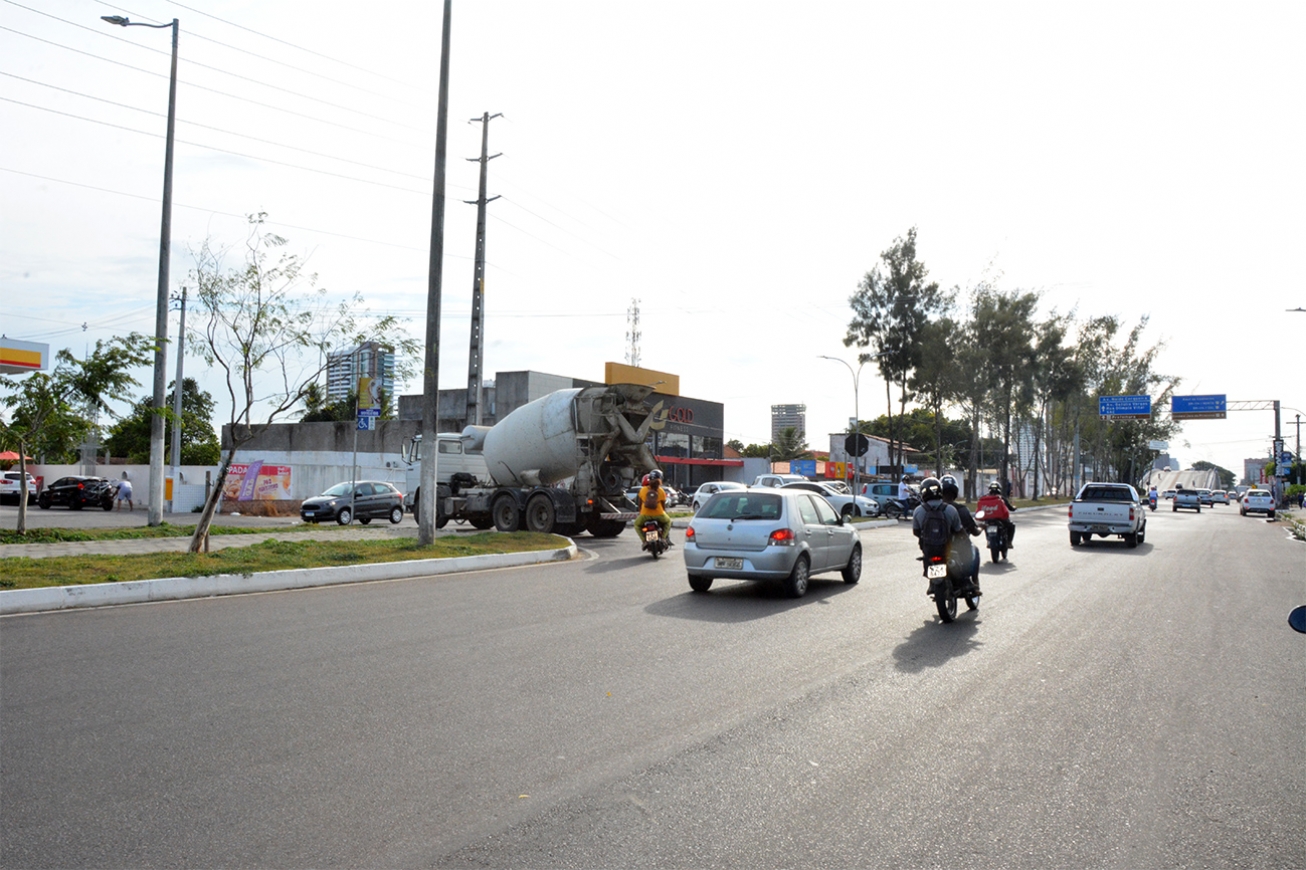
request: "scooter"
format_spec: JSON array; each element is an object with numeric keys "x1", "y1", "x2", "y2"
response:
[
  {"x1": 1148, "y1": 493, "x2": 1158, "y2": 511},
  {"x1": 975, "y1": 508, "x2": 1009, "y2": 563},
  {"x1": 640, "y1": 518, "x2": 668, "y2": 559},
  {"x1": 921, "y1": 542, "x2": 979, "y2": 623}
]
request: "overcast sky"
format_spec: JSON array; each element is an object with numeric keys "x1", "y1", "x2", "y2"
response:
[{"x1": 3, "y1": 0, "x2": 1303, "y2": 477}]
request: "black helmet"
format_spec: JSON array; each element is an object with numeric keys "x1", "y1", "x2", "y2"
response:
[
  {"x1": 940, "y1": 475, "x2": 959, "y2": 499},
  {"x1": 648, "y1": 469, "x2": 663, "y2": 483},
  {"x1": 920, "y1": 477, "x2": 943, "y2": 502},
  {"x1": 988, "y1": 481, "x2": 1002, "y2": 494}
]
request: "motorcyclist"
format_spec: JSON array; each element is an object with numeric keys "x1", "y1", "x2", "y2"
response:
[
  {"x1": 940, "y1": 474, "x2": 981, "y2": 593},
  {"x1": 1147, "y1": 484, "x2": 1158, "y2": 509},
  {"x1": 638, "y1": 469, "x2": 672, "y2": 547},
  {"x1": 912, "y1": 477, "x2": 963, "y2": 558},
  {"x1": 976, "y1": 481, "x2": 1017, "y2": 547}
]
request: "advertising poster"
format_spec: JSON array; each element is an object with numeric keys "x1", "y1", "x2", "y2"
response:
[{"x1": 221, "y1": 462, "x2": 294, "y2": 501}]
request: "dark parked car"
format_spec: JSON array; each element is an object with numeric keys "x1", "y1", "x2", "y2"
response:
[
  {"x1": 37, "y1": 476, "x2": 115, "y2": 511},
  {"x1": 300, "y1": 480, "x2": 405, "y2": 525}
]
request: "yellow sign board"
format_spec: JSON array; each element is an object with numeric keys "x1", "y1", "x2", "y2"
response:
[{"x1": 604, "y1": 362, "x2": 679, "y2": 396}]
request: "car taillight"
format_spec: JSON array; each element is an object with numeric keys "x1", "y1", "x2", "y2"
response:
[
  {"x1": 685, "y1": 526, "x2": 695, "y2": 541},
  {"x1": 77, "y1": 483, "x2": 84, "y2": 490},
  {"x1": 769, "y1": 528, "x2": 795, "y2": 546}
]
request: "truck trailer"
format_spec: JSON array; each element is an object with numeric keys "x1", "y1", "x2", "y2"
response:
[{"x1": 401, "y1": 384, "x2": 661, "y2": 537}]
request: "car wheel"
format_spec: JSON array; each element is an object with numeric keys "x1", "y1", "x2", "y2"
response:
[
  {"x1": 37, "y1": 494, "x2": 51, "y2": 510},
  {"x1": 524, "y1": 494, "x2": 556, "y2": 533},
  {"x1": 689, "y1": 575, "x2": 713, "y2": 593},
  {"x1": 1172, "y1": 504, "x2": 1177, "y2": 512},
  {"x1": 783, "y1": 555, "x2": 810, "y2": 599},
  {"x1": 337, "y1": 507, "x2": 352, "y2": 526},
  {"x1": 389, "y1": 506, "x2": 404, "y2": 524},
  {"x1": 841, "y1": 544, "x2": 862, "y2": 584},
  {"x1": 358, "y1": 517, "x2": 372, "y2": 525},
  {"x1": 841, "y1": 504, "x2": 855, "y2": 522},
  {"x1": 1269, "y1": 511, "x2": 1276, "y2": 520},
  {"x1": 492, "y1": 495, "x2": 520, "y2": 532}
]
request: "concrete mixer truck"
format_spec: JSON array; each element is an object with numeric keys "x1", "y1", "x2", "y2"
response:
[{"x1": 400, "y1": 383, "x2": 661, "y2": 537}]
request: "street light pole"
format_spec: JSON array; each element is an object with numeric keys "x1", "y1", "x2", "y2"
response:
[
  {"x1": 101, "y1": 15, "x2": 178, "y2": 527},
  {"x1": 821, "y1": 352, "x2": 888, "y2": 497}
]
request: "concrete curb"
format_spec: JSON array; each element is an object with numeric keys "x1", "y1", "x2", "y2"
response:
[{"x1": 0, "y1": 540, "x2": 578, "y2": 616}]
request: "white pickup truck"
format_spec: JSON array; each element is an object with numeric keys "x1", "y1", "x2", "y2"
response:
[
  {"x1": 1172, "y1": 488, "x2": 1202, "y2": 513},
  {"x1": 1068, "y1": 482, "x2": 1147, "y2": 548}
]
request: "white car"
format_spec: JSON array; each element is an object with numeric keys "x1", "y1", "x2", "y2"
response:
[
  {"x1": 0, "y1": 471, "x2": 37, "y2": 505},
  {"x1": 781, "y1": 480, "x2": 880, "y2": 518},
  {"x1": 1240, "y1": 490, "x2": 1276, "y2": 519},
  {"x1": 692, "y1": 481, "x2": 747, "y2": 512}
]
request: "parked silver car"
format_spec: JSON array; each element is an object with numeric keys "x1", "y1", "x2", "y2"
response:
[
  {"x1": 780, "y1": 480, "x2": 879, "y2": 518},
  {"x1": 683, "y1": 488, "x2": 862, "y2": 598},
  {"x1": 691, "y1": 480, "x2": 747, "y2": 512}
]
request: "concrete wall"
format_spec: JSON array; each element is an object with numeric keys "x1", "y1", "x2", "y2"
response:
[{"x1": 15, "y1": 463, "x2": 220, "y2": 514}]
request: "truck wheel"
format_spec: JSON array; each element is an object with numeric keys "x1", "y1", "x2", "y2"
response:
[
  {"x1": 1069, "y1": 531, "x2": 1081, "y2": 546},
  {"x1": 469, "y1": 517, "x2": 494, "y2": 530},
  {"x1": 525, "y1": 494, "x2": 556, "y2": 533},
  {"x1": 587, "y1": 518, "x2": 626, "y2": 538},
  {"x1": 1125, "y1": 531, "x2": 1138, "y2": 548},
  {"x1": 492, "y1": 495, "x2": 520, "y2": 532}
]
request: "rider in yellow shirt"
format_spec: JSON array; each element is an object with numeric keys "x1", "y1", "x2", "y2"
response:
[{"x1": 637, "y1": 469, "x2": 672, "y2": 547}]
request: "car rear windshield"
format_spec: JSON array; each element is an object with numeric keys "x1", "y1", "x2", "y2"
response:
[
  {"x1": 702, "y1": 493, "x2": 782, "y2": 520},
  {"x1": 1078, "y1": 486, "x2": 1134, "y2": 501}
]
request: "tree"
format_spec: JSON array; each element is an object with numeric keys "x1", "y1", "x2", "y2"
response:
[
  {"x1": 105, "y1": 378, "x2": 221, "y2": 466},
  {"x1": 184, "y1": 214, "x2": 419, "y2": 553},
  {"x1": 844, "y1": 227, "x2": 951, "y2": 481},
  {"x1": 738, "y1": 442, "x2": 773, "y2": 459},
  {"x1": 725, "y1": 438, "x2": 746, "y2": 455},
  {"x1": 299, "y1": 385, "x2": 359, "y2": 423},
  {"x1": 908, "y1": 316, "x2": 962, "y2": 477},
  {"x1": 0, "y1": 335, "x2": 153, "y2": 534},
  {"x1": 772, "y1": 427, "x2": 810, "y2": 462},
  {"x1": 970, "y1": 287, "x2": 1039, "y2": 492},
  {"x1": 1191, "y1": 460, "x2": 1235, "y2": 491}
]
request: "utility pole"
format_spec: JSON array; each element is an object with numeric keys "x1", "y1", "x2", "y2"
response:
[
  {"x1": 464, "y1": 111, "x2": 501, "y2": 427},
  {"x1": 168, "y1": 287, "x2": 187, "y2": 512},
  {"x1": 418, "y1": 0, "x2": 452, "y2": 546}
]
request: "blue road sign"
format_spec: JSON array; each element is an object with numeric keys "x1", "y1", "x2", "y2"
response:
[
  {"x1": 1099, "y1": 395, "x2": 1151, "y2": 418},
  {"x1": 1171, "y1": 394, "x2": 1226, "y2": 420}
]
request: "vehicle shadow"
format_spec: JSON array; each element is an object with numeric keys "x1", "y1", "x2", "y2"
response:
[
  {"x1": 644, "y1": 578, "x2": 855, "y2": 624},
  {"x1": 1072, "y1": 540, "x2": 1155, "y2": 554},
  {"x1": 891, "y1": 616, "x2": 983, "y2": 673}
]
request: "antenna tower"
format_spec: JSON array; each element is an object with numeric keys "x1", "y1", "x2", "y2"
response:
[{"x1": 625, "y1": 298, "x2": 641, "y2": 367}]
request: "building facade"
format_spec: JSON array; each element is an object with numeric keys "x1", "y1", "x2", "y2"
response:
[
  {"x1": 326, "y1": 342, "x2": 395, "y2": 405},
  {"x1": 771, "y1": 404, "x2": 806, "y2": 443}
]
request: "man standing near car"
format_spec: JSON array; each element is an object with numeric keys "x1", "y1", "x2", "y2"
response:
[{"x1": 115, "y1": 472, "x2": 133, "y2": 512}]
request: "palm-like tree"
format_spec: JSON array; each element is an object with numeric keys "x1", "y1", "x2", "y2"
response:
[{"x1": 772, "y1": 427, "x2": 811, "y2": 462}]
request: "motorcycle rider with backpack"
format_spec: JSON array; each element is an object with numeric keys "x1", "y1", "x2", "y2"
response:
[
  {"x1": 638, "y1": 469, "x2": 673, "y2": 547},
  {"x1": 976, "y1": 481, "x2": 1017, "y2": 548},
  {"x1": 940, "y1": 474, "x2": 981, "y2": 594},
  {"x1": 912, "y1": 478, "x2": 962, "y2": 561}
]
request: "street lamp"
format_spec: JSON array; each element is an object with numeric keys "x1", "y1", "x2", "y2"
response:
[
  {"x1": 101, "y1": 14, "x2": 178, "y2": 526},
  {"x1": 819, "y1": 352, "x2": 886, "y2": 497}
]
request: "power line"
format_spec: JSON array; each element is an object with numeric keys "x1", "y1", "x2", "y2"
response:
[
  {"x1": 0, "y1": 25, "x2": 432, "y2": 150},
  {"x1": 2, "y1": 96, "x2": 436, "y2": 196},
  {"x1": 0, "y1": 72, "x2": 434, "y2": 183}
]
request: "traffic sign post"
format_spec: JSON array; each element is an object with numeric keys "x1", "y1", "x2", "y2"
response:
[
  {"x1": 1172, "y1": 394, "x2": 1227, "y2": 420},
  {"x1": 1099, "y1": 395, "x2": 1151, "y2": 419},
  {"x1": 357, "y1": 407, "x2": 380, "y2": 431}
]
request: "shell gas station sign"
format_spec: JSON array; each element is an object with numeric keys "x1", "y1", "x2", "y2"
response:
[{"x1": 0, "y1": 338, "x2": 48, "y2": 375}]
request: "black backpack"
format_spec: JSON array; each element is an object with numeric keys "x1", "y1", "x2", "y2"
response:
[{"x1": 918, "y1": 503, "x2": 951, "y2": 548}]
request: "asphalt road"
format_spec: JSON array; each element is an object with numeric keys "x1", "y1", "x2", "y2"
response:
[{"x1": 2, "y1": 505, "x2": 1303, "y2": 869}]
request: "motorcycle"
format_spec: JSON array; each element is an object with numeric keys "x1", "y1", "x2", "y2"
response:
[
  {"x1": 640, "y1": 518, "x2": 668, "y2": 559},
  {"x1": 1148, "y1": 493, "x2": 1158, "y2": 511},
  {"x1": 921, "y1": 542, "x2": 980, "y2": 623},
  {"x1": 975, "y1": 508, "x2": 1009, "y2": 563}
]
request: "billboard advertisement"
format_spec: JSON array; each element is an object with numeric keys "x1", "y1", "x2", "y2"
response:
[{"x1": 221, "y1": 462, "x2": 293, "y2": 502}]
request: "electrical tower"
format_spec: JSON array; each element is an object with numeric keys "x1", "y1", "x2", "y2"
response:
[
  {"x1": 464, "y1": 111, "x2": 502, "y2": 426},
  {"x1": 625, "y1": 298, "x2": 641, "y2": 367}
]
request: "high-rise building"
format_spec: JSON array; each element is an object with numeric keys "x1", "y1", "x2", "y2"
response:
[
  {"x1": 326, "y1": 342, "x2": 395, "y2": 406},
  {"x1": 771, "y1": 404, "x2": 806, "y2": 444}
]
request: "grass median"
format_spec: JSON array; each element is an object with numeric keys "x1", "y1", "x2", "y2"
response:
[
  {"x1": 0, "y1": 532, "x2": 565, "y2": 591},
  {"x1": 0, "y1": 522, "x2": 328, "y2": 546}
]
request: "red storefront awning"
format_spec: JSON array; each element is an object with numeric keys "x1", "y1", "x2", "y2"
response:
[{"x1": 655, "y1": 456, "x2": 744, "y2": 467}]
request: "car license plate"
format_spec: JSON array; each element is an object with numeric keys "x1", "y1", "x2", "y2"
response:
[
  {"x1": 1091, "y1": 525, "x2": 1109, "y2": 533},
  {"x1": 926, "y1": 563, "x2": 947, "y2": 579},
  {"x1": 715, "y1": 557, "x2": 743, "y2": 570}
]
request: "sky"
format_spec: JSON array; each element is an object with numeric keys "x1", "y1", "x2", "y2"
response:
[{"x1": 3, "y1": 0, "x2": 1304, "y2": 478}]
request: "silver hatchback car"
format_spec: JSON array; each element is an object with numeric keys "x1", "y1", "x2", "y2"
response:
[{"x1": 683, "y1": 488, "x2": 862, "y2": 598}]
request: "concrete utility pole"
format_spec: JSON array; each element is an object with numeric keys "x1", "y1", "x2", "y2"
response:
[
  {"x1": 464, "y1": 111, "x2": 501, "y2": 427},
  {"x1": 418, "y1": 0, "x2": 452, "y2": 546},
  {"x1": 169, "y1": 287, "x2": 186, "y2": 512}
]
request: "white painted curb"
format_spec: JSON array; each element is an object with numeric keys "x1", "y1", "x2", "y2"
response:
[{"x1": 1, "y1": 540, "x2": 578, "y2": 615}]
